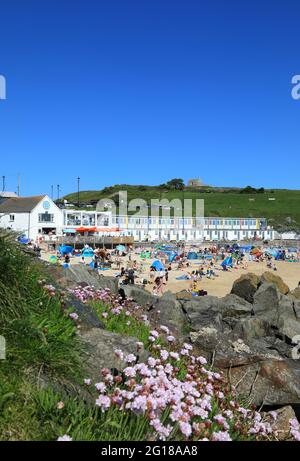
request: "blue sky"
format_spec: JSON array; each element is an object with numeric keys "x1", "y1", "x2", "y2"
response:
[{"x1": 0, "y1": 0, "x2": 299, "y2": 196}]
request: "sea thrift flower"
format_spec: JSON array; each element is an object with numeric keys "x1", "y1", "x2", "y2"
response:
[
  {"x1": 125, "y1": 354, "x2": 136, "y2": 364},
  {"x1": 114, "y1": 349, "x2": 124, "y2": 360},
  {"x1": 96, "y1": 395, "x2": 111, "y2": 411},
  {"x1": 69, "y1": 312, "x2": 79, "y2": 320},
  {"x1": 84, "y1": 378, "x2": 91, "y2": 385},
  {"x1": 95, "y1": 382, "x2": 106, "y2": 392},
  {"x1": 179, "y1": 421, "x2": 192, "y2": 438},
  {"x1": 57, "y1": 435, "x2": 72, "y2": 441},
  {"x1": 160, "y1": 326, "x2": 169, "y2": 334},
  {"x1": 212, "y1": 431, "x2": 232, "y2": 441},
  {"x1": 167, "y1": 335, "x2": 175, "y2": 343}
]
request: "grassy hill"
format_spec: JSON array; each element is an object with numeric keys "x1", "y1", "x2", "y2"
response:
[{"x1": 62, "y1": 185, "x2": 300, "y2": 233}]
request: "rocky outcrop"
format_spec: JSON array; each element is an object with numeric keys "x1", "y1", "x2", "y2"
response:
[
  {"x1": 79, "y1": 328, "x2": 149, "y2": 381},
  {"x1": 182, "y1": 275, "x2": 300, "y2": 406},
  {"x1": 266, "y1": 406, "x2": 296, "y2": 440},
  {"x1": 122, "y1": 285, "x2": 158, "y2": 307},
  {"x1": 47, "y1": 264, "x2": 119, "y2": 293},
  {"x1": 291, "y1": 287, "x2": 300, "y2": 299},
  {"x1": 231, "y1": 273, "x2": 260, "y2": 303},
  {"x1": 152, "y1": 292, "x2": 187, "y2": 336}
]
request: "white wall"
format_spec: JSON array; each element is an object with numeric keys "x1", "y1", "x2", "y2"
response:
[{"x1": 0, "y1": 195, "x2": 63, "y2": 240}]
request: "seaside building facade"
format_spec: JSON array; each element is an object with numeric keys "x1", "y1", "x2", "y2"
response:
[{"x1": 0, "y1": 194, "x2": 275, "y2": 242}]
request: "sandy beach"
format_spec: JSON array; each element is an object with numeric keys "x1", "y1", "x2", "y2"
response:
[{"x1": 41, "y1": 249, "x2": 300, "y2": 298}]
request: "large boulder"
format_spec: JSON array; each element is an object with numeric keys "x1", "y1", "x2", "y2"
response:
[
  {"x1": 79, "y1": 328, "x2": 149, "y2": 381},
  {"x1": 260, "y1": 271, "x2": 290, "y2": 295},
  {"x1": 230, "y1": 359, "x2": 300, "y2": 406},
  {"x1": 63, "y1": 295, "x2": 105, "y2": 331},
  {"x1": 180, "y1": 296, "x2": 223, "y2": 331},
  {"x1": 122, "y1": 285, "x2": 158, "y2": 307},
  {"x1": 152, "y1": 291, "x2": 187, "y2": 336},
  {"x1": 231, "y1": 273, "x2": 260, "y2": 303},
  {"x1": 218, "y1": 293, "x2": 253, "y2": 318},
  {"x1": 47, "y1": 264, "x2": 119, "y2": 293},
  {"x1": 291, "y1": 287, "x2": 300, "y2": 299},
  {"x1": 253, "y1": 283, "x2": 280, "y2": 314},
  {"x1": 266, "y1": 406, "x2": 297, "y2": 440}
]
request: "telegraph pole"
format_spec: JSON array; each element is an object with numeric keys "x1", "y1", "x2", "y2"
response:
[
  {"x1": 17, "y1": 174, "x2": 20, "y2": 196},
  {"x1": 57, "y1": 184, "x2": 60, "y2": 201},
  {"x1": 2, "y1": 176, "x2": 5, "y2": 192},
  {"x1": 51, "y1": 185, "x2": 54, "y2": 200},
  {"x1": 77, "y1": 176, "x2": 80, "y2": 208}
]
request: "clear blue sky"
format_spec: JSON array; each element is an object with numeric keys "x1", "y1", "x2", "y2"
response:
[{"x1": 0, "y1": 0, "x2": 299, "y2": 196}]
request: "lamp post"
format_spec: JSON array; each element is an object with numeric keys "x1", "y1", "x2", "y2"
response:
[{"x1": 77, "y1": 177, "x2": 80, "y2": 208}]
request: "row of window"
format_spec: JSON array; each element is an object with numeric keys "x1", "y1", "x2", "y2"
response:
[{"x1": 111, "y1": 217, "x2": 260, "y2": 227}]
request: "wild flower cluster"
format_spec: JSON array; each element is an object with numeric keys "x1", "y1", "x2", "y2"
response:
[
  {"x1": 60, "y1": 285, "x2": 299, "y2": 442},
  {"x1": 69, "y1": 286, "x2": 154, "y2": 330},
  {"x1": 289, "y1": 418, "x2": 300, "y2": 441},
  {"x1": 82, "y1": 342, "x2": 277, "y2": 441}
]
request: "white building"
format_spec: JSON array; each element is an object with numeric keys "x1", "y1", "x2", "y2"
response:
[
  {"x1": 63, "y1": 210, "x2": 274, "y2": 241},
  {"x1": 0, "y1": 195, "x2": 275, "y2": 242},
  {"x1": 0, "y1": 195, "x2": 63, "y2": 240}
]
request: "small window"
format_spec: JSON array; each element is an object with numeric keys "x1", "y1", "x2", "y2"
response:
[{"x1": 9, "y1": 214, "x2": 15, "y2": 222}]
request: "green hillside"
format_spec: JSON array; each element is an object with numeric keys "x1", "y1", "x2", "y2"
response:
[{"x1": 62, "y1": 184, "x2": 300, "y2": 233}]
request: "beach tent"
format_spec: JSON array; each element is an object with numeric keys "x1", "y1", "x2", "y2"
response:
[
  {"x1": 58, "y1": 245, "x2": 73, "y2": 255},
  {"x1": 82, "y1": 248, "x2": 94, "y2": 257},
  {"x1": 187, "y1": 252, "x2": 198, "y2": 260},
  {"x1": 168, "y1": 251, "x2": 177, "y2": 263},
  {"x1": 116, "y1": 244, "x2": 126, "y2": 252},
  {"x1": 151, "y1": 260, "x2": 165, "y2": 271},
  {"x1": 221, "y1": 256, "x2": 233, "y2": 268},
  {"x1": 18, "y1": 236, "x2": 30, "y2": 244}
]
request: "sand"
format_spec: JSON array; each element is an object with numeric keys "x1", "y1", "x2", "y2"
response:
[{"x1": 41, "y1": 248, "x2": 300, "y2": 298}]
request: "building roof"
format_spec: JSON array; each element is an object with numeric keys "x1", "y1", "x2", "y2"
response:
[
  {"x1": 0, "y1": 195, "x2": 45, "y2": 213},
  {"x1": 0, "y1": 191, "x2": 18, "y2": 198}
]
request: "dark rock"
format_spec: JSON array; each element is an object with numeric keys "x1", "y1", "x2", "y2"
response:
[
  {"x1": 64, "y1": 295, "x2": 105, "y2": 331},
  {"x1": 122, "y1": 285, "x2": 158, "y2": 307},
  {"x1": 79, "y1": 328, "x2": 149, "y2": 381},
  {"x1": 181, "y1": 296, "x2": 223, "y2": 331},
  {"x1": 253, "y1": 283, "x2": 280, "y2": 314},
  {"x1": 152, "y1": 291, "x2": 186, "y2": 336},
  {"x1": 230, "y1": 359, "x2": 300, "y2": 406},
  {"x1": 219, "y1": 294, "x2": 253, "y2": 318},
  {"x1": 231, "y1": 273, "x2": 260, "y2": 303},
  {"x1": 47, "y1": 264, "x2": 119, "y2": 293}
]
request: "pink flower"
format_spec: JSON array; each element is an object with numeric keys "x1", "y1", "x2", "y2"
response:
[
  {"x1": 170, "y1": 352, "x2": 179, "y2": 360},
  {"x1": 160, "y1": 350, "x2": 169, "y2": 361},
  {"x1": 102, "y1": 312, "x2": 108, "y2": 318},
  {"x1": 196, "y1": 356, "x2": 207, "y2": 365},
  {"x1": 148, "y1": 357, "x2": 157, "y2": 367},
  {"x1": 57, "y1": 434, "x2": 72, "y2": 441},
  {"x1": 95, "y1": 395, "x2": 111, "y2": 411},
  {"x1": 150, "y1": 330, "x2": 159, "y2": 339},
  {"x1": 69, "y1": 312, "x2": 79, "y2": 320},
  {"x1": 212, "y1": 431, "x2": 232, "y2": 441},
  {"x1": 167, "y1": 335, "x2": 175, "y2": 342},
  {"x1": 125, "y1": 354, "x2": 136, "y2": 364},
  {"x1": 124, "y1": 366, "x2": 136, "y2": 378},
  {"x1": 160, "y1": 325, "x2": 170, "y2": 334},
  {"x1": 95, "y1": 382, "x2": 106, "y2": 392},
  {"x1": 114, "y1": 349, "x2": 124, "y2": 360},
  {"x1": 179, "y1": 421, "x2": 192, "y2": 438},
  {"x1": 84, "y1": 378, "x2": 91, "y2": 385}
]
